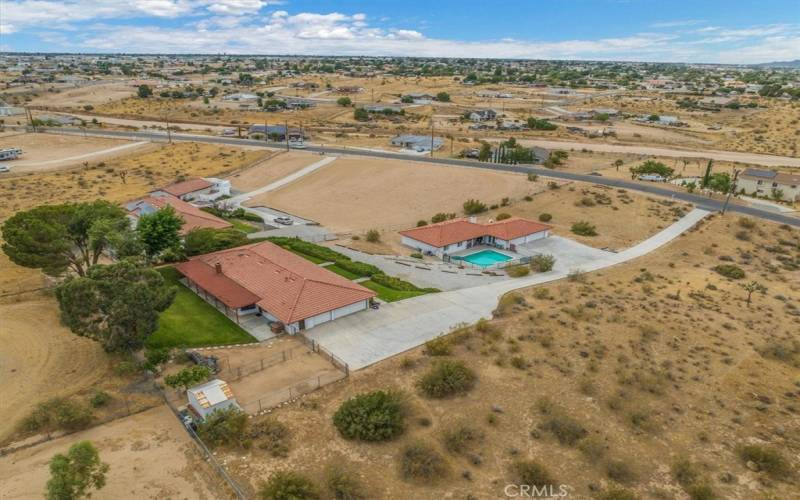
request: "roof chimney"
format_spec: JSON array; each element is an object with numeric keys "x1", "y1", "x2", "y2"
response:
[
  {"x1": 468, "y1": 216, "x2": 477, "y2": 224},
  {"x1": 215, "y1": 262, "x2": 222, "y2": 274}
]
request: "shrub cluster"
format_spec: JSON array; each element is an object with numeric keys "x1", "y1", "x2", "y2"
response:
[
  {"x1": 463, "y1": 199, "x2": 488, "y2": 215},
  {"x1": 333, "y1": 390, "x2": 405, "y2": 441},
  {"x1": 21, "y1": 398, "x2": 93, "y2": 433},
  {"x1": 417, "y1": 360, "x2": 477, "y2": 398},
  {"x1": 713, "y1": 264, "x2": 745, "y2": 279},
  {"x1": 259, "y1": 471, "x2": 318, "y2": 500},
  {"x1": 530, "y1": 254, "x2": 556, "y2": 272},
  {"x1": 571, "y1": 221, "x2": 598, "y2": 236},
  {"x1": 400, "y1": 442, "x2": 448, "y2": 483}
]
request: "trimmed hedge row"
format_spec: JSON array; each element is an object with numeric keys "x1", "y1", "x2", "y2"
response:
[{"x1": 267, "y1": 237, "x2": 439, "y2": 293}]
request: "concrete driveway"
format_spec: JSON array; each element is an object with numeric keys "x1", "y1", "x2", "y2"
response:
[{"x1": 305, "y1": 209, "x2": 710, "y2": 370}]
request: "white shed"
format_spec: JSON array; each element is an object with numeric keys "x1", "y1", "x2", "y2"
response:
[{"x1": 187, "y1": 379, "x2": 241, "y2": 419}]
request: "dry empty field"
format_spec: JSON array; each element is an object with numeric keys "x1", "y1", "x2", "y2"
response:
[
  {"x1": 0, "y1": 405, "x2": 222, "y2": 499},
  {"x1": 0, "y1": 133, "x2": 154, "y2": 173},
  {"x1": 214, "y1": 214, "x2": 800, "y2": 499},
  {"x1": 227, "y1": 151, "x2": 319, "y2": 192},
  {"x1": 29, "y1": 82, "x2": 137, "y2": 108},
  {"x1": 249, "y1": 155, "x2": 546, "y2": 233},
  {"x1": 0, "y1": 299, "x2": 113, "y2": 443}
]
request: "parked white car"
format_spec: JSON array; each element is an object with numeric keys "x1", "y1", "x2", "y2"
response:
[{"x1": 0, "y1": 165, "x2": 11, "y2": 173}]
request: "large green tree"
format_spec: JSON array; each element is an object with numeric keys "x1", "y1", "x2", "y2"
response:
[
  {"x1": 46, "y1": 441, "x2": 109, "y2": 500},
  {"x1": 184, "y1": 227, "x2": 249, "y2": 256},
  {"x1": 55, "y1": 260, "x2": 176, "y2": 351},
  {"x1": 136, "y1": 205, "x2": 184, "y2": 260},
  {"x1": 2, "y1": 201, "x2": 130, "y2": 277}
]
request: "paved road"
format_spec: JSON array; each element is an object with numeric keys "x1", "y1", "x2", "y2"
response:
[
  {"x1": 43, "y1": 127, "x2": 800, "y2": 228},
  {"x1": 306, "y1": 209, "x2": 710, "y2": 370}
]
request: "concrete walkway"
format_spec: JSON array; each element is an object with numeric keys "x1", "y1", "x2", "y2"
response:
[{"x1": 305, "y1": 209, "x2": 710, "y2": 370}]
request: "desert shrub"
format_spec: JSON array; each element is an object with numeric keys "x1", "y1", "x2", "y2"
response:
[
  {"x1": 672, "y1": 458, "x2": 701, "y2": 488},
  {"x1": 538, "y1": 213, "x2": 552, "y2": 222},
  {"x1": 542, "y1": 414, "x2": 587, "y2": 446},
  {"x1": 431, "y1": 212, "x2": 456, "y2": 223},
  {"x1": 510, "y1": 356, "x2": 527, "y2": 369},
  {"x1": 757, "y1": 339, "x2": 800, "y2": 367},
  {"x1": 712, "y1": 264, "x2": 745, "y2": 279},
  {"x1": 417, "y1": 360, "x2": 476, "y2": 398},
  {"x1": 365, "y1": 229, "x2": 380, "y2": 243},
  {"x1": 530, "y1": 254, "x2": 555, "y2": 272},
  {"x1": 89, "y1": 391, "x2": 112, "y2": 408},
  {"x1": 738, "y1": 217, "x2": 756, "y2": 229},
  {"x1": 578, "y1": 435, "x2": 607, "y2": 460},
  {"x1": 410, "y1": 252, "x2": 423, "y2": 259},
  {"x1": 250, "y1": 418, "x2": 291, "y2": 457},
  {"x1": 333, "y1": 391, "x2": 405, "y2": 441},
  {"x1": 506, "y1": 264, "x2": 530, "y2": 277},
  {"x1": 463, "y1": 198, "x2": 488, "y2": 215},
  {"x1": 325, "y1": 464, "x2": 364, "y2": 500},
  {"x1": 605, "y1": 458, "x2": 638, "y2": 484},
  {"x1": 21, "y1": 398, "x2": 93, "y2": 433},
  {"x1": 416, "y1": 220, "x2": 427, "y2": 227},
  {"x1": 528, "y1": 172, "x2": 538, "y2": 181},
  {"x1": 259, "y1": 471, "x2": 318, "y2": 500},
  {"x1": 494, "y1": 292, "x2": 527, "y2": 317},
  {"x1": 578, "y1": 196, "x2": 596, "y2": 207},
  {"x1": 197, "y1": 407, "x2": 250, "y2": 448},
  {"x1": 496, "y1": 212, "x2": 512, "y2": 221},
  {"x1": 738, "y1": 445, "x2": 790, "y2": 478},
  {"x1": 511, "y1": 460, "x2": 556, "y2": 489},
  {"x1": 571, "y1": 221, "x2": 598, "y2": 236},
  {"x1": 400, "y1": 442, "x2": 448, "y2": 483},
  {"x1": 424, "y1": 336, "x2": 452, "y2": 356},
  {"x1": 685, "y1": 484, "x2": 716, "y2": 500},
  {"x1": 441, "y1": 423, "x2": 483, "y2": 454}
]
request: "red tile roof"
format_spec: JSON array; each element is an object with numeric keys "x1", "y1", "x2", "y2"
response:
[
  {"x1": 400, "y1": 217, "x2": 550, "y2": 248},
  {"x1": 128, "y1": 195, "x2": 232, "y2": 235},
  {"x1": 161, "y1": 178, "x2": 213, "y2": 197},
  {"x1": 176, "y1": 241, "x2": 376, "y2": 324}
]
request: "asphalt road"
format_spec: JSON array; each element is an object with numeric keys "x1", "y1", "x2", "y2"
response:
[{"x1": 45, "y1": 127, "x2": 800, "y2": 228}]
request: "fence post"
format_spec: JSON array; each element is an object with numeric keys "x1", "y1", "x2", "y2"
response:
[
  {"x1": 261, "y1": 359, "x2": 264, "y2": 371},
  {"x1": 258, "y1": 399, "x2": 262, "y2": 412},
  {"x1": 283, "y1": 350, "x2": 286, "y2": 362}
]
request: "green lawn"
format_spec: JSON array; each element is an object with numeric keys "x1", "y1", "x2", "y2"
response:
[
  {"x1": 361, "y1": 280, "x2": 428, "y2": 302},
  {"x1": 228, "y1": 218, "x2": 259, "y2": 234},
  {"x1": 323, "y1": 264, "x2": 360, "y2": 280},
  {"x1": 147, "y1": 267, "x2": 256, "y2": 348}
]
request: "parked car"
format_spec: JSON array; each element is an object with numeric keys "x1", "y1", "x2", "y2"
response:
[
  {"x1": 178, "y1": 408, "x2": 197, "y2": 431},
  {"x1": 288, "y1": 140, "x2": 306, "y2": 149},
  {"x1": 274, "y1": 216, "x2": 293, "y2": 225},
  {"x1": 0, "y1": 165, "x2": 10, "y2": 173}
]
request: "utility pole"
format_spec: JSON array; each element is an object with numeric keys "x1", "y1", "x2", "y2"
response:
[
  {"x1": 164, "y1": 112, "x2": 172, "y2": 143},
  {"x1": 264, "y1": 117, "x2": 268, "y2": 143},
  {"x1": 430, "y1": 120, "x2": 434, "y2": 158},
  {"x1": 285, "y1": 120, "x2": 290, "y2": 151},
  {"x1": 721, "y1": 169, "x2": 740, "y2": 215}
]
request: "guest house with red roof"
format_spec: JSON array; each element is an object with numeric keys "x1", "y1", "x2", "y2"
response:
[
  {"x1": 152, "y1": 177, "x2": 231, "y2": 203},
  {"x1": 126, "y1": 193, "x2": 232, "y2": 235},
  {"x1": 399, "y1": 217, "x2": 551, "y2": 257},
  {"x1": 176, "y1": 241, "x2": 376, "y2": 333}
]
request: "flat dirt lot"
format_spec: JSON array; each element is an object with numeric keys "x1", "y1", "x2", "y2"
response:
[
  {"x1": 0, "y1": 405, "x2": 223, "y2": 499},
  {"x1": 215, "y1": 215, "x2": 800, "y2": 499},
  {"x1": 0, "y1": 299, "x2": 113, "y2": 443},
  {"x1": 208, "y1": 336, "x2": 345, "y2": 413},
  {"x1": 29, "y1": 82, "x2": 137, "y2": 108},
  {"x1": 249, "y1": 155, "x2": 547, "y2": 233},
  {"x1": 0, "y1": 133, "x2": 154, "y2": 173},
  {"x1": 227, "y1": 150, "x2": 319, "y2": 192},
  {"x1": 249, "y1": 155, "x2": 690, "y2": 252}
]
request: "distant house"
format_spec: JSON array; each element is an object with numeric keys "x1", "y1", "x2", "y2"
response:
[
  {"x1": 591, "y1": 108, "x2": 618, "y2": 117},
  {"x1": 402, "y1": 92, "x2": 434, "y2": 104},
  {"x1": 468, "y1": 109, "x2": 497, "y2": 122},
  {"x1": 187, "y1": 379, "x2": 241, "y2": 420},
  {"x1": 335, "y1": 86, "x2": 363, "y2": 94},
  {"x1": 126, "y1": 194, "x2": 232, "y2": 234},
  {"x1": 176, "y1": 241, "x2": 376, "y2": 332},
  {"x1": 222, "y1": 92, "x2": 259, "y2": 102},
  {"x1": 152, "y1": 177, "x2": 231, "y2": 202},
  {"x1": 738, "y1": 169, "x2": 800, "y2": 202},
  {"x1": 0, "y1": 147, "x2": 22, "y2": 161},
  {"x1": 390, "y1": 134, "x2": 444, "y2": 152},
  {"x1": 364, "y1": 104, "x2": 403, "y2": 113},
  {"x1": 400, "y1": 217, "x2": 551, "y2": 257}
]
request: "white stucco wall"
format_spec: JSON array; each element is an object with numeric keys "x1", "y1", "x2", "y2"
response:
[{"x1": 401, "y1": 235, "x2": 443, "y2": 256}]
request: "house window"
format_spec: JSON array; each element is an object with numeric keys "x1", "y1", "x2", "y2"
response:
[{"x1": 757, "y1": 180, "x2": 762, "y2": 185}]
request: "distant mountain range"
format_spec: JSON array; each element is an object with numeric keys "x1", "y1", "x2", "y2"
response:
[{"x1": 753, "y1": 59, "x2": 800, "y2": 68}]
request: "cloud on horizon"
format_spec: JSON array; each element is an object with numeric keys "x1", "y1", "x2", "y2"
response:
[{"x1": 2, "y1": 1, "x2": 799, "y2": 64}]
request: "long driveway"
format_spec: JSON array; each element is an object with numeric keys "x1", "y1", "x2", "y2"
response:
[
  {"x1": 41, "y1": 128, "x2": 800, "y2": 228},
  {"x1": 306, "y1": 208, "x2": 710, "y2": 370}
]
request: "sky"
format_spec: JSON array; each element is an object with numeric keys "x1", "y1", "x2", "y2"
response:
[{"x1": 1, "y1": 0, "x2": 799, "y2": 63}]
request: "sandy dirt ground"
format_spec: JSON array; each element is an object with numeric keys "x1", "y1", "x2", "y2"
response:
[
  {"x1": 214, "y1": 215, "x2": 800, "y2": 499},
  {"x1": 0, "y1": 405, "x2": 223, "y2": 499},
  {"x1": 248, "y1": 155, "x2": 547, "y2": 233},
  {"x1": 0, "y1": 133, "x2": 155, "y2": 173},
  {"x1": 0, "y1": 299, "x2": 113, "y2": 443},
  {"x1": 227, "y1": 151, "x2": 319, "y2": 192},
  {"x1": 29, "y1": 82, "x2": 137, "y2": 108}
]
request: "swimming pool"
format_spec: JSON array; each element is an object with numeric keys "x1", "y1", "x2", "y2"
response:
[{"x1": 459, "y1": 249, "x2": 513, "y2": 267}]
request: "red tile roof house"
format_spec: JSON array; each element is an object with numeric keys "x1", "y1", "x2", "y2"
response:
[
  {"x1": 399, "y1": 217, "x2": 551, "y2": 257},
  {"x1": 152, "y1": 177, "x2": 232, "y2": 203},
  {"x1": 126, "y1": 193, "x2": 232, "y2": 235},
  {"x1": 176, "y1": 241, "x2": 376, "y2": 333}
]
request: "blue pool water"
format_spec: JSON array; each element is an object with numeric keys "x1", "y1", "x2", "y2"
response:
[{"x1": 459, "y1": 249, "x2": 513, "y2": 267}]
